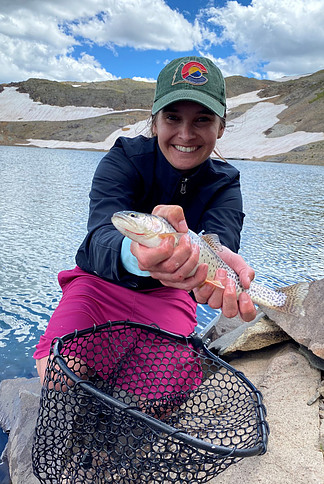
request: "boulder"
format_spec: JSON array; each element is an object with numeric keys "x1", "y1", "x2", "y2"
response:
[
  {"x1": 209, "y1": 343, "x2": 324, "y2": 484},
  {"x1": 0, "y1": 377, "x2": 41, "y2": 484},
  {"x1": 209, "y1": 314, "x2": 291, "y2": 355},
  {"x1": 262, "y1": 278, "x2": 324, "y2": 359}
]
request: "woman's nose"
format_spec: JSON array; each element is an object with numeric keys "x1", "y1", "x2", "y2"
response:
[{"x1": 178, "y1": 122, "x2": 195, "y2": 140}]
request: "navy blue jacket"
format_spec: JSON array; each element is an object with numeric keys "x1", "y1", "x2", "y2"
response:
[{"x1": 76, "y1": 135, "x2": 245, "y2": 290}]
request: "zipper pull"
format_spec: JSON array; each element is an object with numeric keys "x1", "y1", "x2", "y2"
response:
[{"x1": 180, "y1": 178, "x2": 188, "y2": 195}]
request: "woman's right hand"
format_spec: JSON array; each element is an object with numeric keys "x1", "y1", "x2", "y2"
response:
[{"x1": 130, "y1": 205, "x2": 209, "y2": 291}]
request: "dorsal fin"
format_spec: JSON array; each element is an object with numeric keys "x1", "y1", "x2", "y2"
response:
[{"x1": 201, "y1": 233, "x2": 223, "y2": 252}]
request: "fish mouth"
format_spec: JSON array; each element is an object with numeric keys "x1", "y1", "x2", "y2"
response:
[{"x1": 124, "y1": 228, "x2": 145, "y2": 236}]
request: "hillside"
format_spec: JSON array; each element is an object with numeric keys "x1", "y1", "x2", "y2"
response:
[{"x1": 0, "y1": 72, "x2": 323, "y2": 164}]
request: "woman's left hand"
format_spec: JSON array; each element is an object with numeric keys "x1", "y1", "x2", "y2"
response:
[{"x1": 193, "y1": 247, "x2": 257, "y2": 322}]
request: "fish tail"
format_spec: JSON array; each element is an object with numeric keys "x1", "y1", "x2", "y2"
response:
[{"x1": 261, "y1": 282, "x2": 309, "y2": 317}]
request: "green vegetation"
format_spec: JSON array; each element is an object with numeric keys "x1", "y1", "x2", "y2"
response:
[{"x1": 309, "y1": 90, "x2": 324, "y2": 103}]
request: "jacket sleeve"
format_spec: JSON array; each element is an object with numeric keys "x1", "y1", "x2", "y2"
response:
[
  {"x1": 75, "y1": 139, "x2": 143, "y2": 282},
  {"x1": 198, "y1": 173, "x2": 245, "y2": 253}
]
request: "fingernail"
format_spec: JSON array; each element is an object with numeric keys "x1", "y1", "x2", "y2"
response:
[
  {"x1": 193, "y1": 243, "x2": 200, "y2": 253},
  {"x1": 227, "y1": 278, "x2": 236, "y2": 291},
  {"x1": 217, "y1": 268, "x2": 227, "y2": 278},
  {"x1": 183, "y1": 234, "x2": 190, "y2": 244},
  {"x1": 240, "y1": 292, "x2": 250, "y2": 303},
  {"x1": 179, "y1": 220, "x2": 188, "y2": 232}
]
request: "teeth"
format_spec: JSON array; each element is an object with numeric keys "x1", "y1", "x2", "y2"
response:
[{"x1": 174, "y1": 145, "x2": 198, "y2": 153}]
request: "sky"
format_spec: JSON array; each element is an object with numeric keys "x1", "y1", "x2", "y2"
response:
[{"x1": 0, "y1": 0, "x2": 323, "y2": 84}]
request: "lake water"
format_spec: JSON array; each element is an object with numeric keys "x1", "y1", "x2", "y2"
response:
[
  {"x1": 1, "y1": 145, "x2": 323, "y2": 381},
  {"x1": 0, "y1": 145, "x2": 323, "y2": 473}
]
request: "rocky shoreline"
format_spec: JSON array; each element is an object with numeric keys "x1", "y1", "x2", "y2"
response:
[{"x1": 1, "y1": 279, "x2": 323, "y2": 483}]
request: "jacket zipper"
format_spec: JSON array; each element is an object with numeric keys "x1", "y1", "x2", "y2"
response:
[{"x1": 180, "y1": 177, "x2": 188, "y2": 195}]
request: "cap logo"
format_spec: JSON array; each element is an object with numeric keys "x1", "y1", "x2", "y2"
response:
[{"x1": 172, "y1": 61, "x2": 208, "y2": 86}]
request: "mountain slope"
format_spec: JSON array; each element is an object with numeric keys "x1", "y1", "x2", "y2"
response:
[{"x1": 0, "y1": 72, "x2": 323, "y2": 164}]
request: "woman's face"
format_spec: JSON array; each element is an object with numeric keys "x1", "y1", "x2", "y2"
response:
[{"x1": 152, "y1": 100, "x2": 224, "y2": 171}]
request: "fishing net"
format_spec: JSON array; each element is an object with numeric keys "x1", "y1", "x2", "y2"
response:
[{"x1": 32, "y1": 320, "x2": 269, "y2": 483}]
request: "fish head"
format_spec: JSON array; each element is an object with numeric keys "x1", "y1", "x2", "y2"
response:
[{"x1": 111, "y1": 211, "x2": 174, "y2": 247}]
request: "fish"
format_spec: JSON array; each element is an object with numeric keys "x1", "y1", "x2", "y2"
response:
[{"x1": 111, "y1": 210, "x2": 308, "y2": 316}]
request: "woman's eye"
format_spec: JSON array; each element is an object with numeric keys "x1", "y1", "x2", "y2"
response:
[
  {"x1": 166, "y1": 114, "x2": 179, "y2": 121},
  {"x1": 196, "y1": 116, "x2": 213, "y2": 123}
]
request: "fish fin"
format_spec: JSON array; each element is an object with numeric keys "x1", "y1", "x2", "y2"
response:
[
  {"x1": 278, "y1": 282, "x2": 309, "y2": 316},
  {"x1": 158, "y1": 232, "x2": 186, "y2": 242},
  {"x1": 201, "y1": 234, "x2": 223, "y2": 252},
  {"x1": 204, "y1": 279, "x2": 225, "y2": 289},
  {"x1": 261, "y1": 282, "x2": 309, "y2": 317}
]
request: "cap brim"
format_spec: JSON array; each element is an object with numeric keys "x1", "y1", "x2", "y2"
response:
[{"x1": 152, "y1": 89, "x2": 226, "y2": 118}]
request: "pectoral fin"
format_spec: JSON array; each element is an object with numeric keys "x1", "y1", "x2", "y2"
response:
[
  {"x1": 204, "y1": 279, "x2": 225, "y2": 289},
  {"x1": 159, "y1": 232, "x2": 187, "y2": 244}
]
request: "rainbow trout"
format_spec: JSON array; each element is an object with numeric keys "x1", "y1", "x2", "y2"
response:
[{"x1": 111, "y1": 211, "x2": 308, "y2": 316}]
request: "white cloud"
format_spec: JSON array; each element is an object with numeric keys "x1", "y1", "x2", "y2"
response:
[
  {"x1": 200, "y1": 52, "x2": 257, "y2": 78},
  {"x1": 0, "y1": 0, "x2": 214, "y2": 82},
  {"x1": 132, "y1": 77, "x2": 156, "y2": 82},
  {"x1": 204, "y1": 0, "x2": 324, "y2": 77},
  {"x1": 0, "y1": 1, "x2": 117, "y2": 82},
  {"x1": 0, "y1": 33, "x2": 117, "y2": 82},
  {"x1": 68, "y1": 0, "x2": 214, "y2": 51},
  {"x1": 1, "y1": 0, "x2": 323, "y2": 83}
]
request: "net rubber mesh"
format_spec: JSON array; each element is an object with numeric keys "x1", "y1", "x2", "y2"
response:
[{"x1": 32, "y1": 321, "x2": 269, "y2": 483}]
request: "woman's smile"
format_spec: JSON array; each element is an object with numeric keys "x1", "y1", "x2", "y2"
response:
[{"x1": 173, "y1": 145, "x2": 200, "y2": 153}]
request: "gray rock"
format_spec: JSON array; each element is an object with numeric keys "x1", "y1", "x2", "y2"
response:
[
  {"x1": 0, "y1": 377, "x2": 41, "y2": 432},
  {"x1": 213, "y1": 312, "x2": 253, "y2": 338},
  {"x1": 262, "y1": 278, "x2": 324, "y2": 359},
  {"x1": 209, "y1": 343, "x2": 324, "y2": 484},
  {"x1": 209, "y1": 315, "x2": 291, "y2": 355},
  {"x1": 202, "y1": 310, "x2": 264, "y2": 344},
  {"x1": 0, "y1": 377, "x2": 41, "y2": 484}
]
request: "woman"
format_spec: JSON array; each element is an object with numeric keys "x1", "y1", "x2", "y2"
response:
[{"x1": 34, "y1": 56, "x2": 256, "y2": 383}]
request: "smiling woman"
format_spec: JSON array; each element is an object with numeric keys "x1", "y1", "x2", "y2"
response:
[{"x1": 34, "y1": 56, "x2": 255, "y2": 396}]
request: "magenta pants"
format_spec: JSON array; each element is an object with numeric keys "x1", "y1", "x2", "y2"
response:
[{"x1": 34, "y1": 267, "x2": 199, "y2": 397}]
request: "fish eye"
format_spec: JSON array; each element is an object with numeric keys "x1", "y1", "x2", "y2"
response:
[{"x1": 129, "y1": 213, "x2": 136, "y2": 217}]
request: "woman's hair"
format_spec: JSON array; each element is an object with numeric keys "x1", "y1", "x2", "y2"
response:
[{"x1": 149, "y1": 110, "x2": 227, "y2": 162}]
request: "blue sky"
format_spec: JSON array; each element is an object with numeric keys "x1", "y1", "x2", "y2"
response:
[{"x1": 0, "y1": 0, "x2": 323, "y2": 83}]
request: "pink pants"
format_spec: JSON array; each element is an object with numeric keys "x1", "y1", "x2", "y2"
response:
[
  {"x1": 34, "y1": 266, "x2": 197, "y2": 356},
  {"x1": 34, "y1": 267, "x2": 200, "y2": 397}
]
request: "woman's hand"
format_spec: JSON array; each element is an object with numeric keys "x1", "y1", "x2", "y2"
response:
[
  {"x1": 131, "y1": 204, "x2": 257, "y2": 321},
  {"x1": 193, "y1": 247, "x2": 257, "y2": 322},
  {"x1": 130, "y1": 205, "x2": 208, "y2": 291}
]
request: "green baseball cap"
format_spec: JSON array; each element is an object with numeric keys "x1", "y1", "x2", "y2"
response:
[{"x1": 152, "y1": 56, "x2": 226, "y2": 117}]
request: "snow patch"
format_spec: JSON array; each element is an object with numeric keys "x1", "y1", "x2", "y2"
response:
[
  {"x1": 20, "y1": 120, "x2": 150, "y2": 151},
  {"x1": 226, "y1": 90, "x2": 276, "y2": 109},
  {"x1": 3, "y1": 85, "x2": 324, "y2": 159},
  {"x1": 218, "y1": 102, "x2": 324, "y2": 159},
  {"x1": 0, "y1": 87, "x2": 149, "y2": 122}
]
